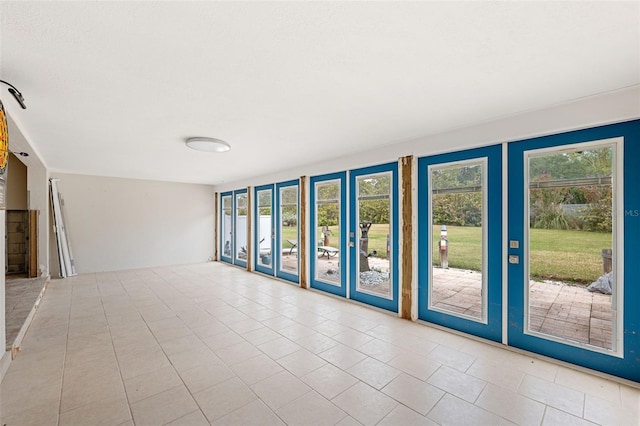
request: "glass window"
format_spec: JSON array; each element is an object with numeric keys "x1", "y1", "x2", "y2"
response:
[
  {"x1": 355, "y1": 172, "x2": 392, "y2": 298},
  {"x1": 314, "y1": 180, "x2": 341, "y2": 285},
  {"x1": 279, "y1": 185, "x2": 299, "y2": 274},
  {"x1": 526, "y1": 144, "x2": 616, "y2": 350},
  {"x1": 235, "y1": 192, "x2": 248, "y2": 263},
  {"x1": 257, "y1": 189, "x2": 272, "y2": 268},
  {"x1": 221, "y1": 194, "x2": 232, "y2": 258},
  {"x1": 429, "y1": 160, "x2": 486, "y2": 321}
]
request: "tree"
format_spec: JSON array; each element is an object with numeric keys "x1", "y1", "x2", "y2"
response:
[
  {"x1": 316, "y1": 182, "x2": 340, "y2": 226},
  {"x1": 357, "y1": 173, "x2": 391, "y2": 224},
  {"x1": 257, "y1": 189, "x2": 272, "y2": 215}
]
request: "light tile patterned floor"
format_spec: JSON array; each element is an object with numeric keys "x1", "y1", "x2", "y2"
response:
[
  {"x1": 4, "y1": 276, "x2": 48, "y2": 347},
  {"x1": 1, "y1": 262, "x2": 638, "y2": 425}
]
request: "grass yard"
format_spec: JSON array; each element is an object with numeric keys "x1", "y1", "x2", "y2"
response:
[
  {"x1": 281, "y1": 226, "x2": 299, "y2": 249},
  {"x1": 314, "y1": 224, "x2": 389, "y2": 255},
  {"x1": 282, "y1": 223, "x2": 610, "y2": 283},
  {"x1": 431, "y1": 225, "x2": 611, "y2": 284}
]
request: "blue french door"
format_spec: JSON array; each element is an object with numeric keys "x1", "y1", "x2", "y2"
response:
[
  {"x1": 507, "y1": 120, "x2": 640, "y2": 382},
  {"x1": 252, "y1": 181, "x2": 300, "y2": 282},
  {"x1": 220, "y1": 191, "x2": 233, "y2": 264},
  {"x1": 254, "y1": 184, "x2": 274, "y2": 275},
  {"x1": 310, "y1": 172, "x2": 347, "y2": 296},
  {"x1": 275, "y1": 180, "x2": 300, "y2": 284},
  {"x1": 233, "y1": 189, "x2": 248, "y2": 268},
  {"x1": 349, "y1": 162, "x2": 399, "y2": 312},
  {"x1": 418, "y1": 145, "x2": 503, "y2": 342}
]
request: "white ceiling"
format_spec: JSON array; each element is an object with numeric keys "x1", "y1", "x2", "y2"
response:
[{"x1": 1, "y1": 1, "x2": 638, "y2": 185}]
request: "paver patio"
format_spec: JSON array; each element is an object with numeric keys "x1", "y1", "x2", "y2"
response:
[{"x1": 432, "y1": 268, "x2": 613, "y2": 349}]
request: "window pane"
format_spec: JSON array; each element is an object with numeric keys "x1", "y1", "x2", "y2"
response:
[
  {"x1": 430, "y1": 161, "x2": 485, "y2": 320},
  {"x1": 315, "y1": 180, "x2": 340, "y2": 285},
  {"x1": 527, "y1": 145, "x2": 614, "y2": 350},
  {"x1": 257, "y1": 189, "x2": 272, "y2": 267},
  {"x1": 356, "y1": 172, "x2": 391, "y2": 298},
  {"x1": 235, "y1": 193, "x2": 248, "y2": 262},
  {"x1": 221, "y1": 195, "x2": 232, "y2": 258},
  {"x1": 279, "y1": 186, "x2": 299, "y2": 274}
]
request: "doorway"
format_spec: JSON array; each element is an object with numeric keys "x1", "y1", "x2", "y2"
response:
[
  {"x1": 417, "y1": 145, "x2": 503, "y2": 342},
  {"x1": 507, "y1": 121, "x2": 638, "y2": 381},
  {"x1": 253, "y1": 180, "x2": 300, "y2": 284},
  {"x1": 309, "y1": 164, "x2": 399, "y2": 313},
  {"x1": 415, "y1": 120, "x2": 639, "y2": 382}
]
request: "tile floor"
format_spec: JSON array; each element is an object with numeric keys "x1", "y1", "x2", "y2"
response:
[
  {"x1": 1, "y1": 262, "x2": 638, "y2": 426},
  {"x1": 4, "y1": 276, "x2": 48, "y2": 347}
]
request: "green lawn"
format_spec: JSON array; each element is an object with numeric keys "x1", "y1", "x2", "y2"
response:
[
  {"x1": 314, "y1": 225, "x2": 386, "y2": 254},
  {"x1": 281, "y1": 226, "x2": 299, "y2": 249},
  {"x1": 431, "y1": 225, "x2": 611, "y2": 284},
  {"x1": 282, "y1": 224, "x2": 610, "y2": 284}
]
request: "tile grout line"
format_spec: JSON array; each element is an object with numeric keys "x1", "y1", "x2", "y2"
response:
[
  {"x1": 160, "y1": 272, "x2": 295, "y2": 425},
  {"x1": 98, "y1": 273, "x2": 137, "y2": 426},
  {"x1": 56, "y1": 278, "x2": 75, "y2": 426}
]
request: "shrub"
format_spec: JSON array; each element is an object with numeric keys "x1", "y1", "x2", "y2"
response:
[{"x1": 432, "y1": 193, "x2": 482, "y2": 226}]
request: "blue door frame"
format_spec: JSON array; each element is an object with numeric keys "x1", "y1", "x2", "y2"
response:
[
  {"x1": 508, "y1": 119, "x2": 640, "y2": 382},
  {"x1": 417, "y1": 145, "x2": 503, "y2": 342},
  {"x1": 254, "y1": 184, "x2": 274, "y2": 276},
  {"x1": 310, "y1": 172, "x2": 347, "y2": 297},
  {"x1": 275, "y1": 180, "x2": 300, "y2": 284},
  {"x1": 349, "y1": 162, "x2": 399, "y2": 312}
]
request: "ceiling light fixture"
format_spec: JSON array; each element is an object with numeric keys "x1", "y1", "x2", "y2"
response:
[
  {"x1": 0, "y1": 80, "x2": 27, "y2": 109},
  {"x1": 186, "y1": 137, "x2": 231, "y2": 153}
]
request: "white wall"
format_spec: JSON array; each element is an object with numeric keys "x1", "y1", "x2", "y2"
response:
[
  {"x1": 28, "y1": 160, "x2": 50, "y2": 276},
  {"x1": 52, "y1": 173, "x2": 215, "y2": 273},
  {"x1": 7, "y1": 114, "x2": 51, "y2": 276},
  {"x1": 214, "y1": 86, "x2": 640, "y2": 192}
]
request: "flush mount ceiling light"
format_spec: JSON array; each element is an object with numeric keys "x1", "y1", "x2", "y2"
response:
[{"x1": 186, "y1": 137, "x2": 231, "y2": 153}]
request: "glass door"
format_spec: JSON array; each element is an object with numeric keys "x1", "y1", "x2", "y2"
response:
[
  {"x1": 507, "y1": 120, "x2": 640, "y2": 382},
  {"x1": 233, "y1": 189, "x2": 248, "y2": 268},
  {"x1": 255, "y1": 184, "x2": 274, "y2": 275},
  {"x1": 275, "y1": 180, "x2": 300, "y2": 283},
  {"x1": 349, "y1": 163, "x2": 398, "y2": 312},
  {"x1": 220, "y1": 191, "x2": 233, "y2": 264},
  {"x1": 310, "y1": 172, "x2": 346, "y2": 296},
  {"x1": 418, "y1": 145, "x2": 503, "y2": 342}
]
